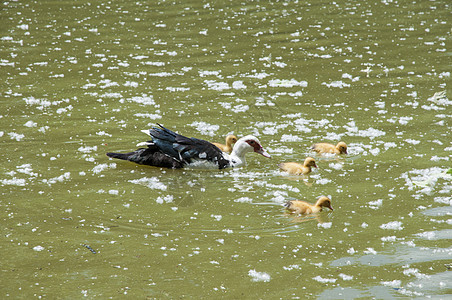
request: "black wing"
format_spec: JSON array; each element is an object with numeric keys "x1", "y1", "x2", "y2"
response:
[
  {"x1": 149, "y1": 124, "x2": 230, "y2": 169},
  {"x1": 107, "y1": 124, "x2": 230, "y2": 169}
]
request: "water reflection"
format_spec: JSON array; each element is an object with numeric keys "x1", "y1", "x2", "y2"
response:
[
  {"x1": 278, "y1": 172, "x2": 315, "y2": 186},
  {"x1": 284, "y1": 211, "x2": 332, "y2": 225}
]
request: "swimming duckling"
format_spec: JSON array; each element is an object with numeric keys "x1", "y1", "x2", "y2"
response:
[
  {"x1": 278, "y1": 157, "x2": 317, "y2": 175},
  {"x1": 212, "y1": 135, "x2": 238, "y2": 153},
  {"x1": 284, "y1": 196, "x2": 333, "y2": 214},
  {"x1": 312, "y1": 142, "x2": 347, "y2": 154}
]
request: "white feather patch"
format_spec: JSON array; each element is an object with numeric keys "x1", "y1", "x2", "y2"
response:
[{"x1": 141, "y1": 129, "x2": 151, "y2": 136}]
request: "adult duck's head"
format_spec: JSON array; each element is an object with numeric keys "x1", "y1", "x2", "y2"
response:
[{"x1": 233, "y1": 135, "x2": 271, "y2": 158}]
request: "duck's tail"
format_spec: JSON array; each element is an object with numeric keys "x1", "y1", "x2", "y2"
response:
[
  {"x1": 106, "y1": 148, "x2": 183, "y2": 169},
  {"x1": 106, "y1": 149, "x2": 148, "y2": 164}
]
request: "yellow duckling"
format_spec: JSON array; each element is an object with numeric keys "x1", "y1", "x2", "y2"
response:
[
  {"x1": 312, "y1": 142, "x2": 347, "y2": 154},
  {"x1": 278, "y1": 157, "x2": 317, "y2": 175},
  {"x1": 212, "y1": 135, "x2": 238, "y2": 153},
  {"x1": 284, "y1": 196, "x2": 333, "y2": 214}
]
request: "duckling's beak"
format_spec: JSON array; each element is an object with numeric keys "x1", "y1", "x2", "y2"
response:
[
  {"x1": 314, "y1": 163, "x2": 318, "y2": 168},
  {"x1": 328, "y1": 205, "x2": 333, "y2": 211}
]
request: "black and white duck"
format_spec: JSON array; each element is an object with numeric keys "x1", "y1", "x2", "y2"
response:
[{"x1": 106, "y1": 124, "x2": 270, "y2": 169}]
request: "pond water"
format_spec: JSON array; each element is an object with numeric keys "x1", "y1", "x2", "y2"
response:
[{"x1": 1, "y1": 0, "x2": 451, "y2": 298}]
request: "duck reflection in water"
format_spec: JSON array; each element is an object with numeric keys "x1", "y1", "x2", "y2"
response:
[
  {"x1": 284, "y1": 211, "x2": 331, "y2": 224},
  {"x1": 279, "y1": 175, "x2": 314, "y2": 187}
]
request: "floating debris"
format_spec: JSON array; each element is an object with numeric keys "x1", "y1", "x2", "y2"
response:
[
  {"x1": 427, "y1": 91, "x2": 451, "y2": 105},
  {"x1": 83, "y1": 244, "x2": 97, "y2": 254},
  {"x1": 412, "y1": 168, "x2": 452, "y2": 187}
]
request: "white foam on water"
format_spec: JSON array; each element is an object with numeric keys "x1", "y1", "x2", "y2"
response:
[
  {"x1": 322, "y1": 81, "x2": 350, "y2": 88},
  {"x1": 339, "y1": 273, "x2": 354, "y2": 281},
  {"x1": 415, "y1": 231, "x2": 436, "y2": 240},
  {"x1": 403, "y1": 268, "x2": 430, "y2": 279},
  {"x1": 16, "y1": 164, "x2": 38, "y2": 177},
  {"x1": 427, "y1": 91, "x2": 451, "y2": 105},
  {"x1": 142, "y1": 61, "x2": 165, "y2": 66},
  {"x1": 317, "y1": 178, "x2": 332, "y2": 185},
  {"x1": 281, "y1": 134, "x2": 303, "y2": 142},
  {"x1": 248, "y1": 269, "x2": 271, "y2": 282},
  {"x1": 0, "y1": 178, "x2": 26, "y2": 186},
  {"x1": 8, "y1": 132, "x2": 25, "y2": 141},
  {"x1": 234, "y1": 197, "x2": 253, "y2": 203},
  {"x1": 148, "y1": 72, "x2": 173, "y2": 77},
  {"x1": 204, "y1": 80, "x2": 230, "y2": 91},
  {"x1": 265, "y1": 146, "x2": 293, "y2": 154},
  {"x1": 134, "y1": 113, "x2": 162, "y2": 120},
  {"x1": 356, "y1": 127, "x2": 386, "y2": 139},
  {"x1": 126, "y1": 94, "x2": 156, "y2": 106},
  {"x1": 124, "y1": 81, "x2": 138, "y2": 87},
  {"x1": 129, "y1": 177, "x2": 167, "y2": 191},
  {"x1": 368, "y1": 199, "x2": 383, "y2": 209},
  {"x1": 434, "y1": 197, "x2": 451, "y2": 205},
  {"x1": 232, "y1": 81, "x2": 246, "y2": 89},
  {"x1": 329, "y1": 163, "x2": 343, "y2": 170},
  {"x1": 100, "y1": 92, "x2": 122, "y2": 98},
  {"x1": 380, "y1": 221, "x2": 404, "y2": 230},
  {"x1": 78, "y1": 145, "x2": 98, "y2": 153},
  {"x1": 347, "y1": 247, "x2": 357, "y2": 255},
  {"x1": 189, "y1": 121, "x2": 219, "y2": 136},
  {"x1": 364, "y1": 248, "x2": 377, "y2": 255},
  {"x1": 41, "y1": 172, "x2": 71, "y2": 185},
  {"x1": 92, "y1": 163, "x2": 116, "y2": 174},
  {"x1": 211, "y1": 214, "x2": 222, "y2": 221},
  {"x1": 24, "y1": 120, "x2": 37, "y2": 127},
  {"x1": 405, "y1": 139, "x2": 420, "y2": 145},
  {"x1": 384, "y1": 142, "x2": 397, "y2": 150},
  {"x1": 381, "y1": 236, "x2": 397, "y2": 242},
  {"x1": 96, "y1": 131, "x2": 112, "y2": 137},
  {"x1": 219, "y1": 102, "x2": 250, "y2": 113},
  {"x1": 318, "y1": 222, "x2": 332, "y2": 229},
  {"x1": 166, "y1": 86, "x2": 190, "y2": 92},
  {"x1": 155, "y1": 195, "x2": 173, "y2": 204},
  {"x1": 313, "y1": 275, "x2": 337, "y2": 283},
  {"x1": 268, "y1": 79, "x2": 307, "y2": 88},
  {"x1": 381, "y1": 280, "x2": 401, "y2": 288},
  {"x1": 199, "y1": 70, "x2": 220, "y2": 77}
]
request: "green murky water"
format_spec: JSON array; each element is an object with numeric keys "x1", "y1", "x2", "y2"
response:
[{"x1": 1, "y1": 0, "x2": 451, "y2": 298}]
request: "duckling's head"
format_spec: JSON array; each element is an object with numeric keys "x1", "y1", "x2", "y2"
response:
[
  {"x1": 304, "y1": 157, "x2": 317, "y2": 168},
  {"x1": 226, "y1": 135, "x2": 238, "y2": 144},
  {"x1": 337, "y1": 142, "x2": 348, "y2": 154},
  {"x1": 316, "y1": 196, "x2": 333, "y2": 211}
]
